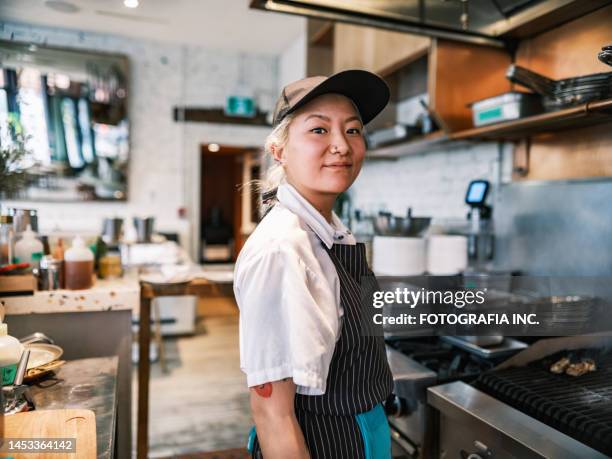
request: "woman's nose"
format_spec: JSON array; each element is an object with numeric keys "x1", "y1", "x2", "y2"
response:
[{"x1": 329, "y1": 132, "x2": 350, "y2": 154}]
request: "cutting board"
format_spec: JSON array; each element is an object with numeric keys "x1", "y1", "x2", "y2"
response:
[{"x1": 4, "y1": 409, "x2": 96, "y2": 458}]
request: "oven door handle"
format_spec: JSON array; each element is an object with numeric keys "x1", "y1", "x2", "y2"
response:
[{"x1": 388, "y1": 422, "x2": 419, "y2": 458}]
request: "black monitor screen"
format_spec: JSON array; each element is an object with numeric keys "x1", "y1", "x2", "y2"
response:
[{"x1": 466, "y1": 180, "x2": 489, "y2": 205}]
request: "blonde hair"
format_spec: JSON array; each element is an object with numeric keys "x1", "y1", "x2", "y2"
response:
[{"x1": 255, "y1": 113, "x2": 294, "y2": 216}]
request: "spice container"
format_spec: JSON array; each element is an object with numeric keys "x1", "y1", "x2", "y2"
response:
[
  {"x1": 52, "y1": 238, "x2": 65, "y2": 288},
  {"x1": 38, "y1": 255, "x2": 63, "y2": 290},
  {"x1": 0, "y1": 215, "x2": 15, "y2": 265},
  {"x1": 64, "y1": 236, "x2": 94, "y2": 290},
  {"x1": 99, "y1": 254, "x2": 122, "y2": 279}
]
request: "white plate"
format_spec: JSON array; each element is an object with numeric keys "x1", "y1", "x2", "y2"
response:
[{"x1": 25, "y1": 343, "x2": 64, "y2": 370}]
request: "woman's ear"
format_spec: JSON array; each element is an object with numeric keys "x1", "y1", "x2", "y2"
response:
[{"x1": 270, "y1": 143, "x2": 284, "y2": 163}]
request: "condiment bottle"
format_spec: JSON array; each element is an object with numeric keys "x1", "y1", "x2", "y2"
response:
[
  {"x1": 52, "y1": 238, "x2": 66, "y2": 288},
  {"x1": 0, "y1": 323, "x2": 24, "y2": 386},
  {"x1": 14, "y1": 224, "x2": 44, "y2": 267},
  {"x1": 52, "y1": 238, "x2": 65, "y2": 261},
  {"x1": 64, "y1": 236, "x2": 94, "y2": 290},
  {"x1": 0, "y1": 215, "x2": 15, "y2": 265}
]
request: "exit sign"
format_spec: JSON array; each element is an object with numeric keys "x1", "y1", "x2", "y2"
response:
[{"x1": 225, "y1": 95, "x2": 255, "y2": 118}]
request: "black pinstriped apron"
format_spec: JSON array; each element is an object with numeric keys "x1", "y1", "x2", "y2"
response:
[{"x1": 251, "y1": 241, "x2": 394, "y2": 458}]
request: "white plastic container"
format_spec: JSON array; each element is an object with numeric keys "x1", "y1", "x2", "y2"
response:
[
  {"x1": 64, "y1": 236, "x2": 94, "y2": 290},
  {"x1": 14, "y1": 224, "x2": 44, "y2": 266},
  {"x1": 0, "y1": 323, "x2": 24, "y2": 385},
  {"x1": 427, "y1": 235, "x2": 468, "y2": 275},
  {"x1": 372, "y1": 236, "x2": 426, "y2": 276}
]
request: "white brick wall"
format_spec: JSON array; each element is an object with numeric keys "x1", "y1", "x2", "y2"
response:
[
  {"x1": 351, "y1": 141, "x2": 509, "y2": 220},
  {"x1": 351, "y1": 91, "x2": 513, "y2": 222}
]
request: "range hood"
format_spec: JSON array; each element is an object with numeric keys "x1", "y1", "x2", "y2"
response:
[{"x1": 250, "y1": 0, "x2": 612, "y2": 47}]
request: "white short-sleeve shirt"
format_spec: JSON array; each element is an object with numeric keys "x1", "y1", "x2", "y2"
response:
[{"x1": 233, "y1": 182, "x2": 355, "y2": 395}]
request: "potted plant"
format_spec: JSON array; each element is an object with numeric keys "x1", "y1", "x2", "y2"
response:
[{"x1": 0, "y1": 115, "x2": 31, "y2": 199}]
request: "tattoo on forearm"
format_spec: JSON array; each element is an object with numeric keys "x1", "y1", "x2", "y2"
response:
[
  {"x1": 253, "y1": 379, "x2": 290, "y2": 398},
  {"x1": 255, "y1": 383, "x2": 272, "y2": 398}
]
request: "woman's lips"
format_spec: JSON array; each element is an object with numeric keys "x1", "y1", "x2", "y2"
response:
[{"x1": 323, "y1": 163, "x2": 352, "y2": 169}]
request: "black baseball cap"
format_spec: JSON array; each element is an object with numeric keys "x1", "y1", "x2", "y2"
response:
[{"x1": 272, "y1": 69, "x2": 390, "y2": 127}]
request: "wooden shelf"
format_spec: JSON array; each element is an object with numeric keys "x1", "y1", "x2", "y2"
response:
[
  {"x1": 367, "y1": 98, "x2": 612, "y2": 159},
  {"x1": 452, "y1": 98, "x2": 612, "y2": 141},
  {"x1": 173, "y1": 107, "x2": 270, "y2": 126}
]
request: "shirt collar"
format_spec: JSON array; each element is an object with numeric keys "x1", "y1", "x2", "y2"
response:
[{"x1": 276, "y1": 182, "x2": 355, "y2": 249}]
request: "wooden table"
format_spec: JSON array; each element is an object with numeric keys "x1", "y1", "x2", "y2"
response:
[{"x1": 136, "y1": 277, "x2": 233, "y2": 459}]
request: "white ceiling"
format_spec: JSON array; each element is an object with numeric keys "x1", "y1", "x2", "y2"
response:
[{"x1": 0, "y1": 0, "x2": 305, "y2": 55}]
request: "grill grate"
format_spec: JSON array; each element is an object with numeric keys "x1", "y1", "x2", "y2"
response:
[{"x1": 475, "y1": 350, "x2": 612, "y2": 457}]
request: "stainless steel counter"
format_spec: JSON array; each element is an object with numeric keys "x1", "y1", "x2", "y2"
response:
[
  {"x1": 8, "y1": 311, "x2": 131, "y2": 457},
  {"x1": 428, "y1": 381, "x2": 609, "y2": 459},
  {"x1": 28, "y1": 357, "x2": 118, "y2": 459}
]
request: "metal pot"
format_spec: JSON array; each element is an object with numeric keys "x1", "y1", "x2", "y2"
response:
[
  {"x1": 133, "y1": 217, "x2": 155, "y2": 243},
  {"x1": 374, "y1": 210, "x2": 431, "y2": 237},
  {"x1": 8, "y1": 208, "x2": 38, "y2": 233},
  {"x1": 102, "y1": 218, "x2": 124, "y2": 244}
]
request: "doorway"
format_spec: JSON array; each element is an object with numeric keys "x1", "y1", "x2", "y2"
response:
[{"x1": 199, "y1": 144, "x2": 260, "y2": 264}]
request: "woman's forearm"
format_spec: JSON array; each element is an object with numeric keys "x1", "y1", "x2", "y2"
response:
[
  {"x1": 253, "y1": 410, "x2": 310, "y2": 458},
  {"x1": 250, "y1": 378, "x2": 310, "y2": 458}
]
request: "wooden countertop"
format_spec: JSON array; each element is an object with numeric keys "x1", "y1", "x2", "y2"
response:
[{"x1": 1, "y1": 275, "x2": 140, "y2": 316}]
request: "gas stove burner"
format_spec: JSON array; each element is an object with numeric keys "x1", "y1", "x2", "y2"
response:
[{"x1": 387, "y1": 337, "x2": 497, "y2": 383}]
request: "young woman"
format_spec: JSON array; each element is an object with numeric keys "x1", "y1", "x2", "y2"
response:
[{"x1": 234, "y1": 70, "x2": 394, "y2": 459}]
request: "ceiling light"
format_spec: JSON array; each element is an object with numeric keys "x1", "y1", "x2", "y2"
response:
[
  {"x1": 207, "y1": 143, "x2": 220, "y2": 153},
  {"x1": 124, "y1": 0, "x2": 139, "y2": 8}
]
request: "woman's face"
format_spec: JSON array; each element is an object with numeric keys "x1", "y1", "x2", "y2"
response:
[{"x1": 276, "y1": 93, "x2": 366, "y2": 199}]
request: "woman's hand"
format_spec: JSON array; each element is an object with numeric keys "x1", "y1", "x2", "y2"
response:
[{"x1": 250, "y1": 378, "x2": 310, "y2": 458}]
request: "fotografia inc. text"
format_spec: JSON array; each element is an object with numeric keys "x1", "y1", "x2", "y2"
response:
[{"x1": 372, "y1": 312, "x2": 540, "y2": 326}]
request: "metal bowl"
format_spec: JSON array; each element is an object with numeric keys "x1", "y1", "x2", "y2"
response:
[{"x1": 373, "y1": 213, "x2": 431, "y2": 237}]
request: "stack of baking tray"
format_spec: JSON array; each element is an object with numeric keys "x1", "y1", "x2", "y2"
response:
[{"x1": 507, "y1": 65, "x2": 612, "y2": 110}]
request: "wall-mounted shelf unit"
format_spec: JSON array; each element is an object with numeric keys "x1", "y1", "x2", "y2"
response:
[
  {"x1": 367, "y1": 98, "x2": 612, "y2": 159},
  {"x1": 173, "y1": 107, "x2": 270, "y2": 126},
  {"x1": 453, "y1": 99, "x2": 612, "y2": 141}
]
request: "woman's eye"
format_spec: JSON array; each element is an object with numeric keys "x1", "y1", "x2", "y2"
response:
[
  {"x1": 347, "y1": 128, "x2": 362, "y2": 135},
  {"x1": 310, "y1": 127, "x2": 327, "y2": 134}
]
